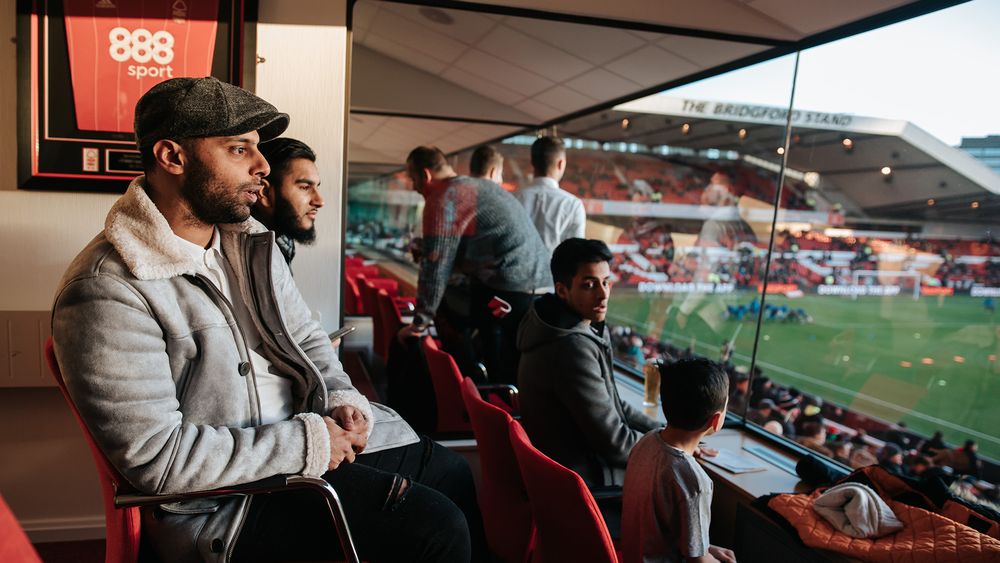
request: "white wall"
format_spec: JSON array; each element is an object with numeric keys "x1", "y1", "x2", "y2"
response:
[{"x1": 0, "y1": 0, "x2": 350, "y2": 539}]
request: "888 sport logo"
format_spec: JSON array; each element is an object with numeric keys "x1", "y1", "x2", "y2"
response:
[{"x1": 108, "y1": 27, "x2": 177, "y2": 79}]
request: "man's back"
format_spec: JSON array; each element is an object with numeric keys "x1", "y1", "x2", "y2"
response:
[
  {"x1": 514, "y1": 177, "x2": 586, "y2": 252},
  {"x1": 419, "y1": 176, "x2": 551, "y2": 311},
  {"x1": 622, "y1": 431, "x2": 714, "y2": 563}
]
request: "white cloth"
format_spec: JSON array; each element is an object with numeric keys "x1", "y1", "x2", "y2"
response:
[
  {"x1": 811, "y1": 482, "x2": 904, "y2": 539},
  {"x1": 513, "y1": 176, "x2": 586, "y2": 252},
  {"x1": 174, "y1": 229, "x2": 293, "y2": 425}
]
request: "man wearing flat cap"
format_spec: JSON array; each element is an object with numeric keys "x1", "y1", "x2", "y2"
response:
[{"x1": 51, "y1": 77, "x2": 476, "y2": 562}]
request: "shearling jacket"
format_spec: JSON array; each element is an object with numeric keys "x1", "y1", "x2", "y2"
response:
[
  {"x1": 516, "y1": 294, "x2": 659, "y2": 488},
  {"x1": 51, "y1": 178, "x2": 418, "y2": 562}
]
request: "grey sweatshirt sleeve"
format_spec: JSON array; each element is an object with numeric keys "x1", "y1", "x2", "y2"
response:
[{"x1": 52, "y1": 274, "x2": 329, "y2": 495}]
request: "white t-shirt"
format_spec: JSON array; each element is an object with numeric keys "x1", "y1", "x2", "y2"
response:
[
  {"x1": 174, "y1": 229, "x2": 293, "y2": 425},
  {"x1": 622, "y1": 430, "x2": 713, "y2": 563}
]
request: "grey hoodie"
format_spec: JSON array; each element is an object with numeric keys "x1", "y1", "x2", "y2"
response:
[{"x1": 516, "y1": 294, "x2": 658, "y2": 487}]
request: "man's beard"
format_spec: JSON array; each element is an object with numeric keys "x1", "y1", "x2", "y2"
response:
[
  {"x1": 273, "y1": 194, "x2": 317, "y2": 244},
  {"x1": 180, "y1": 155, "x2": 257, "y2": 225}
]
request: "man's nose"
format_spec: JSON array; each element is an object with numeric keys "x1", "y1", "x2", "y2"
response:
[
  {"x1": 312, "y1": 189, "x2": 325, "y2": 208},
  {"x1": 253, "y1": 150, "x2": 270, "y2": 178}
]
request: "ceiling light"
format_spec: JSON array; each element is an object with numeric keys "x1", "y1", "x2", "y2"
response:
[
  {"x1": 681, "y1": 123, "x2": 691, "y2": 135},
  {"x1": 418, "y1": 7, "x2": 455, "y2": 25},
  {"x1": 842, "y1": 138, "x2": 854, "y2": 153},
  {"x1": 776, "y1": 147, "x2": 785, "y2": 155},
  {"x1": 881, "y1": 166, "x2": 892, "y2": 176},
  {"x1": 927, "y1": 199, "x2": 935, "y2": 206},
  {"x1": 621, "y1": 118, "x2": 630, "y2": 130},
  {"x1": 738, "y1": 128, "x2": 748, "y2": 140},
  {"x1": 972, "y1": 201, "x2": 980, "y2": 209}
]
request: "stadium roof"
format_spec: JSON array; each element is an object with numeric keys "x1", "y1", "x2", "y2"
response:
[
  {"x1": 556, "y1": 96, "x2": 1000, "y2": 224},
  {"x1": 348, "y1": 0, "x2": 964, "y2": 175}
]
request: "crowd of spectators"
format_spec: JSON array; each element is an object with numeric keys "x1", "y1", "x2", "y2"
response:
[
  {"x1": 607, "y1": 220, "x2": 999, "y2": 293},
  {"x1": 608, "y1": 327, "x2": 1000, "y2": 511}
]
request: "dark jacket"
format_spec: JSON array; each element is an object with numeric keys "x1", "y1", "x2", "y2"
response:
[{"x1": 516, "y1": 294, "x2": 658, "y2": 487}]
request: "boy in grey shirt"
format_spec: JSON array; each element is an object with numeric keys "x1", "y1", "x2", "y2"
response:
[{"x1": 622, "y1": 359, "x2": 737, "y2": 563}]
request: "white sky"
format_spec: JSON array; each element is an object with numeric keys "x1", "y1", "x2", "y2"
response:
[{"x1": 664, "y1": 0, "x2": 1000, "y2": 146}]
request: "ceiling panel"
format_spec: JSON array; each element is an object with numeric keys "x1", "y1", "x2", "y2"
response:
[
  {"x1": 513, "y1": 18, "x2": 647, "y2": 65},
  {"x1": 365, "y1": 8, "x2": 469, "y2": 64},
  {"x1": 440, "y1": 67, "x2": 526, "y2": 106},
  {"x1": 361, "y1": 33, "x2": 449, "y2": 74},
  {"x1": 657, "y1": 35, "x2": 767, "y2": 68},
  {"x1": 533, "y1": 85, "x2": 597, "y2": 112},
  {"x1": 563, "y1": 68, "x2": 642, "y2": 101},
  {"x1": 477, "y1": 24, "x2": 593, "y2": 82},
  {"x1": 604, "y1": 45, "x2": 701, "y2": 87},
  {"x1": 452, "y1": 49, "x2": 555, "y2": 97},
  {"x1": 379, "y1": 2, "x2": 501, "y2": 45}
]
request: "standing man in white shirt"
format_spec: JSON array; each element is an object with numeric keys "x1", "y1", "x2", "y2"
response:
[{"x1": 514, "y1": 136, "x2": 586, "y2": 252}]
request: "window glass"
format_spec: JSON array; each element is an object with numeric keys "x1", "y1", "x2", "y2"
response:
[{"x1": 749, "y1": 1, "x2": 1000, "y2": 479}]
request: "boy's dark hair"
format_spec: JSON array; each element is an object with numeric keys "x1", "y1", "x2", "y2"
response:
[
  {"x1": 470, "y1": 145, "x2": 503, "y2": 177},
  {"x1": 551, "y1": 238, "x2": 612, "y2": 288},
  {"x1": 407, "y1": 146, "x2": 449, "y2": 173},
  {"x1": 259, "y1": 138, "x2": 316, "y2": 186},
  {"x1": 659, "y1": 358, "x2": 729, "y2": 431},
  {"x1": 531, "y1": 135, "x2": 565, "y2": 177}
]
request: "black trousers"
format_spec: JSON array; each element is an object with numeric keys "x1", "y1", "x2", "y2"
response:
[
  {"x1": 232, "y1": 436, "x2": 486, "y2": 562},
  {"x1": 469, "y1": 283, "x2": 537, "y2": 385}
]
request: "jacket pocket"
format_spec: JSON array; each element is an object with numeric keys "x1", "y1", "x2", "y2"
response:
[{"x1": 158, "y1": 498, "x2": 222, "y2": 515}]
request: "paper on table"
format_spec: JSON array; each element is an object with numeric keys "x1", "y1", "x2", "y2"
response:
[{"x1": 701, "y1": 448, "x2": 769, "y2": 474}]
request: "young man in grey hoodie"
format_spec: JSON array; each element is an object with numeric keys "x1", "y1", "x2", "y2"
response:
[{"x1": 516, "y1": 238, "x2": 659, "y2": 488}]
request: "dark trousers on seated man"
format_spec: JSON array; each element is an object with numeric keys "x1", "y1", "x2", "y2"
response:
[{"x1": 232, "y1": 436, "x2": 486, "y2": 562}]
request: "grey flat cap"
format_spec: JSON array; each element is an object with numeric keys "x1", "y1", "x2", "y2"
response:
[{"x1": 134, "y1": 77, "x2": 289, "y2": 147}]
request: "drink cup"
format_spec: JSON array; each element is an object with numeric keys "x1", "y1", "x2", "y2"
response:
[{"x1": 643, "y1": 361, "x2": 661, "y2": 407}]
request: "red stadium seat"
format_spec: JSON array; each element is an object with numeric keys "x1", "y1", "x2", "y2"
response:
[
  {"x1": 460, "y1": 378, "x2": 532, "y2": 563},
  {"x1": 359, "y1": 277, "x2": 399, "y2": 322},
  {"x1": 374, "y1": 289, "x2": 405, "y2": 361},
  {"x1": 44, "y1": 338, "x2": 362, "y2": 563},
  {"x1": 0, "y1": 493, "x2": 41, "y2": 563},
  {"x1": 421, "y1": 337, "x2": 472, "y2": 434},
  {"x1": 508, "y1": 419, "x2": 619, "y2": 563}
]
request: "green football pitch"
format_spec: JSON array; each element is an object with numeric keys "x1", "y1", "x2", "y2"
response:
[{"x1": 608, "y1": 290, "x2": 1000, "y2": 460}]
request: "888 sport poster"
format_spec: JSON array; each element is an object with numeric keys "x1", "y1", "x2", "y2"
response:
[{"x1": 17, "y1": 0, "x2": 251, "y2": 192}]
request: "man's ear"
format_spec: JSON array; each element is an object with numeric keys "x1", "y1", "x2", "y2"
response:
[
  {"x1": 151, "y1": 139, "x2": 187, "y2": 176},
  {"x1": 554, "y1": 280, "x2": 570, "y2": 300},
  {"x1": 258, "y1": 179, "x2": 276, "y2": 210},
  {"x1": 422, "y1": 167, "x2": 434, "y2": 185}
]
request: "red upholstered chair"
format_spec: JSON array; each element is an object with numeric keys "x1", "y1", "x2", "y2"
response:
[
  {"x1": 460, "y1": 378, "x2": 532, "y2": 563},
  {"x1": 344, "y1": 256, "x2": 365, "y2": 269},
  {"x1": 508, "y1": 419, "x2": 619, "y2": 563},
  {"x1": 421, "y1": 337, "x2": 472, "y2": 434},
  {"x1": 0, "y1": 494, "x2": 41, "y2": 563},
  {"x1": 343, "y1": 274, "x2": 364, "y2": 315},
  {"x1": 374, "y1": 288, "x2": 406, "y2": 361},
  {"x1": 359, "y1": 277, "x2": 399, "y2": 323},
  {"x1": 44, "y1": 337, "x2": 361, "y2": 563}
]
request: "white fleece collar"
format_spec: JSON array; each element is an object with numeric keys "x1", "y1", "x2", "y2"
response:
[{"x1": 105, "y1": 176, "x2": 267, "y2": 281}]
